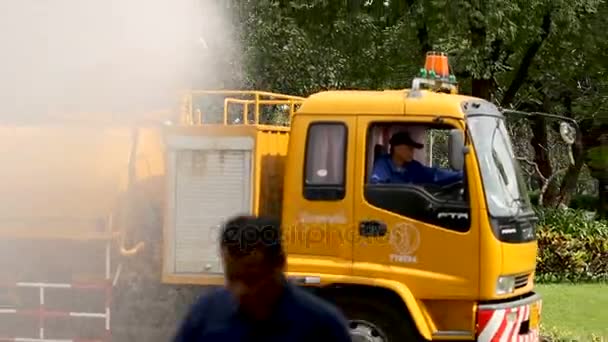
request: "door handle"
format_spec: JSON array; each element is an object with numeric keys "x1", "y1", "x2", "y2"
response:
[{"x1": 359, "y1": 220, "x2": 387, "y2": 237}]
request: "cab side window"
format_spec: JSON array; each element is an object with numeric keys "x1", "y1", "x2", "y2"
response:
[
  {"x1": 426, "y1": 127, "x2": 453, "y2": 168},
  {"x1": 303, "y1": 122, "x2": 347, "y2": 201},
  {"x1": 365, "y1": 123, "x2": 471, "y2": 232}
]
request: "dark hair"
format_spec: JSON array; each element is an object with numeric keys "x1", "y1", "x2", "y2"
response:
[
  {"x1": 220, "y1": 215, "x2": 284, "y2": 265},
  {"x1": 389, "y1": 131, "x2": 424, "y2": 150}
]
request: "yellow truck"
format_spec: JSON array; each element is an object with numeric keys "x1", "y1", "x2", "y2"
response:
[{"x1": 0, "y1": 52, "x2": 576, "y2": 341}]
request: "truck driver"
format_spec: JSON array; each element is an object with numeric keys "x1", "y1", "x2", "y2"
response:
[{"x1": 370, "y1": 131, "x2": 463, "y2": 186}]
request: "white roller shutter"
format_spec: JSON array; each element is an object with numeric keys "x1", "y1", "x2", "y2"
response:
[{"x1": 164, "y1": 136, "x2": 254, "y2": 275}]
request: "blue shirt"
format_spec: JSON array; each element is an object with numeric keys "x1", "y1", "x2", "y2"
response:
[
  {"x1": 370, "y1": 155, "x2": 463, "y2": 186},
  {"x1": 173, "y1": 280, "x2": 352, "y2": 342}
]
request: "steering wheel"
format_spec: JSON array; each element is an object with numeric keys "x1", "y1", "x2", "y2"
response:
[{"x1": 429, "y1": 180, "x2": 465, "y2": 198}]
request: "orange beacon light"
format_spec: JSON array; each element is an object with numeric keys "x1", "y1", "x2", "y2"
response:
[
  {"x1": 419, "y1": 51, "x2": 456, "y2": 83},
  {"x1": 424, "y1": 51, "x2": 449, "y2": 77}
]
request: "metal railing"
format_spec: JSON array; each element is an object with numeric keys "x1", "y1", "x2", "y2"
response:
[
  {"x1": 0, "y1": 218, "x2": 116, "y2": 342},
  {"x1": 180, "y1": 90, "x2": 305, "y2": 127}
]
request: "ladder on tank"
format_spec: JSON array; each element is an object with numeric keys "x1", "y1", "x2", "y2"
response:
[{"x1": 0, "y1": 218, "x2": 116, "y2": 342}]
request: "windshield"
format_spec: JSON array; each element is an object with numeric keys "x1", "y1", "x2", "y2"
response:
[{"x1": 468, "y1": 115, "x2": 532, "y2": 217}]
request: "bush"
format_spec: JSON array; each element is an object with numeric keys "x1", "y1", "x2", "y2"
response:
[
  {"x1": 536, "y1": 209, "x2": 608, "y2": 283},
  {"x1": 536, "y1": 229, "x2": 608, "y2": 283},
  {"x1": 536, "y1": 208, "x2": 608, "y2": 237},
  {"x1": 535, "y1": 208, "x2": 608, "y2": 283}
]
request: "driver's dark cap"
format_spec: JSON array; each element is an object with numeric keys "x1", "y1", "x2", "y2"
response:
[{"x1": 389, "y1": 131, "x2": 424, "y2": 149}]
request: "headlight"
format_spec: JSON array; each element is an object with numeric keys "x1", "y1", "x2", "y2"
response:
[{"x1": 496, "y1": 275, "x2": 516, "y2": 295}]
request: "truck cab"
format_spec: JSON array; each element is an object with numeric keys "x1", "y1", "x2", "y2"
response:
[{"x1": 280, "y1": 88, "x2": 541, "y2": 341}]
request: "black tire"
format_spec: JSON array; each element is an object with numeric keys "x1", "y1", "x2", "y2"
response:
[{"x1": 332, "y1": 295, "x2": 424, "y2": 342}]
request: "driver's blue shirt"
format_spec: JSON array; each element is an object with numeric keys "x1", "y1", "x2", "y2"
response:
[{"x1": 370, "y1": 155, "x2": 463, "y2": 186}]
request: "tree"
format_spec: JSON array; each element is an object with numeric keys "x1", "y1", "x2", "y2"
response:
[{"x1": 235, "y1": 0, "x2": 607, "y2": 209}]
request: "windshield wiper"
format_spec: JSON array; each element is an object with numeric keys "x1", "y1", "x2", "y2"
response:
[
  {"x1": 489, "y1": 118, "x2": 528, "y2": 217},
  {"x1": 491, "y1": 149, "x2": 509, "y2": 186},
  {"x1": 489, "y1": 119, "x2": 511, "y2": 187}
]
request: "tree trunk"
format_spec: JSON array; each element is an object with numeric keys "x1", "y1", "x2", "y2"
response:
[
  {"x1": 529, "y1": 115, "x2": 559, "y2": 206},
  {"x1": 468, "y1": 5, "x2": 495, "y2": 101},
  {"x1": 554, "y1": 149, "x2": 586, "y2": 207},
  {"x1": 582, "y1": 121, "x2": 607, "y2": 215},
  {"x1": 472, "y1": 78, "x2": 492, "y2": 100},
  {"x1": 599, "y1": 177, "x2": 607, "y2": 219},
  {"x1": 554, "y1": 94, "x2": 586, "y2": 207},
  {"x1": 501, "y1": 12, "x2": 552, "y2": 107}
]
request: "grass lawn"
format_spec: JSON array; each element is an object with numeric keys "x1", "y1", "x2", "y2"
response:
[{"x1": 536, "y1": 283, "x2": 608, "y2": 340}]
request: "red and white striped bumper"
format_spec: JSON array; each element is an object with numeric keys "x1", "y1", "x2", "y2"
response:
[{"x1": 476, "y1": 293, "x2": 542, "y2": 342}]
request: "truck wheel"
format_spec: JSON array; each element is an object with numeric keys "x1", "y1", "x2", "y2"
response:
[{"x1": 334, "y1": 296, "x2": 423, "y2": 342}]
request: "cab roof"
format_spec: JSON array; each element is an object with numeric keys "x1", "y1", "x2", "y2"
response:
[{"x1": 296, "y1": 89, "x2": 484, "y2": 120}]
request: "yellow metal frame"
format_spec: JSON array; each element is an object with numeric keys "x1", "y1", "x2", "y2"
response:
[
  {"x1": 180, "y1": 90, "x2": 305, "y2": 127},
  {"x1": 0, "y1": 91, "x2": 302, "y2": 239},
  {"x1": 162, "y1": 90, "x2": 301, "y2": 285}
]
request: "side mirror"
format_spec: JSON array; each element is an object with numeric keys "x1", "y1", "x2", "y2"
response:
[
  {"x1": 448, "y1": 129, "x2": 466, "y2": 171},
  {"x1": 559, "y1": 121, "x2": 576, "y2": 145},
  {"x1": 559, "y1": 121, "x2": 577, "y2": 165}
]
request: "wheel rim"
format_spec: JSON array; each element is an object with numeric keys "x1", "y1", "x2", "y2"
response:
[{"x1": 348, "y1": 319, "x2": 388, "y2": 342}]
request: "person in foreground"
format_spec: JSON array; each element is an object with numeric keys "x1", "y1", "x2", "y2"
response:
[{"x1": 173, "y1": 215, "x2": 352, "y2": 342}]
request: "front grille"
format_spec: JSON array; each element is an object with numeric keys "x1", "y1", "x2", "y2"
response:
[{"x1": 514, "y1": 273, "x2": 530, "y2": 289}]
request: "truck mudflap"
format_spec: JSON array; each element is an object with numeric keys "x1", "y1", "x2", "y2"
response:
[{"x1": 476, "y1": 293, "x2": 542, "y2": 342}]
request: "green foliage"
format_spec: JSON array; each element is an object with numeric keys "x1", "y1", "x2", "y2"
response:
[
  {"x1": 528, "y1": 191, "x2": 598, "y2": 210},
  {"x1": 529, "y1": 190, "x2": 541, "y2": 206},
  {"x1": 587, "y1": 146, "x2": 608, "y2": 172},
  {"x1": 541, "y1": 324, "x2": 605, "y2": 342},
  {"x1": 536, "y1": 208, "x2": 608, "y2": 236},
  {"x1": 569, "y1": 194, "x2": 599, "y2": 211},
  {"x1": 232, "y1": 0, "x2": 607, "y2": 206},
  {"x1": 237, "y1": 0, "x2": 605, "y2": 98},
  {"x1": 535, "y1": 208, "x2": 608, "y2": 283}
]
